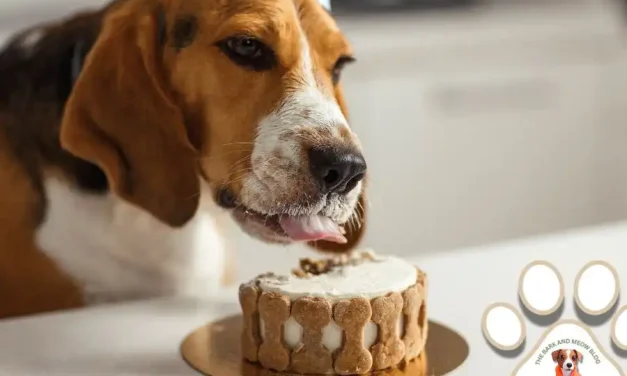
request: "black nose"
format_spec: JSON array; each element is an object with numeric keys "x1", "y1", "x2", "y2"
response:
[
  {"x1": 566, "y1": 363, "x2": 572, "y2": 368},
  {"x1": 308, "y1": 147, "x2": 366, "y2": 194},
  {"x1": 217, "y1": 187, "x2": 237, "y2": 208}
]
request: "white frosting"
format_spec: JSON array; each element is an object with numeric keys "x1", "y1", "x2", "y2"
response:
[
  {"x1": 251, "y1": 252, "x2": 418, "y2": 360},
  {"x1": 255, "y1": 253, "x2": 418, "y2": 301}
]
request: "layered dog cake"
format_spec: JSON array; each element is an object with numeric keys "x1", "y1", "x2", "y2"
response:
[{"x1": 239, "y1": 251, "x2": 428, "y2": 375}]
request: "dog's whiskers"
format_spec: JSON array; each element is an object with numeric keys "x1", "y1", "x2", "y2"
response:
[
  {"x1": 220, "y1": 141, "x2": 254, "y2": 147},
  {"x1": 182, "y1": 190, "x2": 201, "y2": 201},
  {"x1": 197, "y1": 149, "x2": 251, "y2": 162}
]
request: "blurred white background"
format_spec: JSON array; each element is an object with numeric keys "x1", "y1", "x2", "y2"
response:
[
  {"x1": 1, "y1": 0, "x2": 626, "y2": 279},
  {"x1": 338, "y1": 0, "x2": 627, "y2": 252}
]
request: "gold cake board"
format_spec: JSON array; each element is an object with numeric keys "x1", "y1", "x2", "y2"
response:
[{"x1": 180, "y1": 315, "x2": 469, "y2": 375}]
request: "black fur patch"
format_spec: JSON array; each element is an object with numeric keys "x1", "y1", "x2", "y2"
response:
[
  {"x1": 171, "y1": 15, "x2": 197, "y2": 50},
  {"x1": 0, "y1": 12, "x2": 107, "y2": 224},
  {"x1": 157, "y1": 9, "x2": 168, "y2": 46}
]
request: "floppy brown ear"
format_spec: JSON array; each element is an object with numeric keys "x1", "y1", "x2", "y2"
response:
[
  {"x1": 552, "y1": 350, "x2": 561, "y2": 363},
  {"x1": 60, "y1": 4, "x2": 199, "y2": 226},
  {"x1": 575, "y1": 350, "x2": 583, "y2": 363},
  {"x1": 307, "y1": 190, "x2": 367, "y2": 253}
]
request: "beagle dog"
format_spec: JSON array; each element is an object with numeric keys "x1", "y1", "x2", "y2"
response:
[
  {"x1": 553, "y1": 349, "x2": 583, "y2": 376},
  {"x1": 0, "y1": 0, "x2": 366, "y2": 318}
]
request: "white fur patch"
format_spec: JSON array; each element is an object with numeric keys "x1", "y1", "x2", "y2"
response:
[
  {"x1": 240, "y1": 33, "x2": 357, "y2": 218},
  {"x1": 257, "y1": 33, "x2": 349, "y2": 160},
  {"x1": 36, "y1": 176, "x2": 227, "y2": 304},
  {"x1": 19, "y1": 28, "x2": 43, "y2": 54}
]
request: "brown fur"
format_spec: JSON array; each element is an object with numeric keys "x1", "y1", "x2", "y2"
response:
[
  {"x1": 0, "y1": 135, "x2": 83, "y2": 317},
  {"x1": 0, "y1": 12, "x2": 108, "y2": 317},
  {"x1": 0, "y1": 0, "x2": 365, "y2": 318},
  {"x1": 61, "y1": 0, "x2": 201, "y2": 227}
]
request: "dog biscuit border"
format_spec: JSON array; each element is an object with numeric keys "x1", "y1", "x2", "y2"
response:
[{"x1": 239, "y1": 267, "x2": 428, "y2": 374}]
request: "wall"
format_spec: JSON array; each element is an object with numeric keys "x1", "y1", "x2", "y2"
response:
[{"x1": 335, "y1": 2, "x2": 627, "y2": 254}]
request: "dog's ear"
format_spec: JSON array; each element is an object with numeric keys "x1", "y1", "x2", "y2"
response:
[
  {"x1": 60, "y1": 4, "x2": 199, "y2": 227},
  {"x1": 574, "y1": 350, "x2": 583, "y2": 363},
  {"x1": 307, "y1": 189, "x2": 367, "y2": 253},
  {"x1": 552, "y1": 350, "x2": 561, "y2": 363}
]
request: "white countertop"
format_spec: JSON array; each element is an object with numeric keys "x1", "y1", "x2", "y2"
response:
[{"x1": 1, "y1": 221, "x2": 627, "y2": 375}]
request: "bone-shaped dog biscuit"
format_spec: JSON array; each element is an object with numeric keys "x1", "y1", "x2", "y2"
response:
[
  {"x1": 402, "y1": 272, "x2": 428, "y2": 360},
  {"x1": 371, "y1": 292, "x2": 405, "y2": 370},
  {"x1": 417, "y1": 301, "x2": 428, "y2": 354},
  {"x1": 417, "y1": 272, "x2": 429, "y2": 349},
  {"x1": 258, "y1": 292, "x2": 291, "y2": 371},
  {"x1": 334, "y1": 297, "x2": 373, "y2": 375},
  {"x1": 402, "y1": 285, "x2": 420, "y2": 360},
  {"x1": 290, "y1": 297, "x2": 333, "y2": 374},
  {"x1": 239, "y1": 284, "x2": 261, "y2": 362}
]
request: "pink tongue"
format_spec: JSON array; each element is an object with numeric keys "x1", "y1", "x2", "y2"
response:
[{"x1": 279, "y1": 215, "x2": 347, "y2": 244}]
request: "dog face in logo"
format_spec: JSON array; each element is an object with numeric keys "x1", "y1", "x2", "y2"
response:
[{"x1": 552, "y1": 349, "x2": 583, "y2": 375}]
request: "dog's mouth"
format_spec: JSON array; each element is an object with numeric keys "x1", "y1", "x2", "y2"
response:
[
  {"x1": 218, "y1": 189, "x2": 347, "y2": 244},
  {"x1": 234, "y1": 207, "x2": 347, "y2": 243}
]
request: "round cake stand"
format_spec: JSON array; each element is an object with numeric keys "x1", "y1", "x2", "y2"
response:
[{"x1": 180, "y1": 315, "x2": 469, "y2": 376}]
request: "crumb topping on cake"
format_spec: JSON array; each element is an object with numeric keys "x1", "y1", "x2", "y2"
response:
[
  {"x1": 293, "y1": 250, "x2": 379, "y2": 278},
  {"x1": 250, "y1": 250, "x2": 418, "y2": 301}
]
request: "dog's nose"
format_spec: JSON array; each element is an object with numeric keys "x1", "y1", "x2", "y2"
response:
[
  {"x1": 308, "y1": 147, "x2": 366, "y2": 194},
  {"x1": 566, "y1": 363, "x2": 572, "y2": 368}
]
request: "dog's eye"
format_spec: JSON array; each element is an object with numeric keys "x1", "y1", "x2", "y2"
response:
[
  {"x1": 218, "y1": 35, "x2": 276, "y2": 71},
  {"x1": 331, "y1": 55, "x2": 355, "y2": 85},
  {"x1": 228, "y1": 37, "x2": 261, "y2": 58}
]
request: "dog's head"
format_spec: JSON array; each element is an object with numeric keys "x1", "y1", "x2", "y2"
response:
[
  {"x1": 552, "y1": 349, "x2": 583, "y2": 372},
  {"x1": 60, "y1": 0, "x2": 366, "y2": 252}
]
